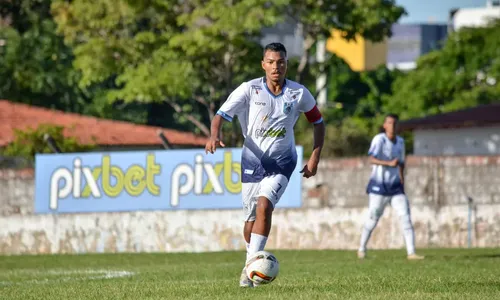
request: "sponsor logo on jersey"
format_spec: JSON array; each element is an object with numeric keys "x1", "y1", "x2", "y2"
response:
[{"x1": 254, "y1": 127, "x2": 286, "y2": 138}]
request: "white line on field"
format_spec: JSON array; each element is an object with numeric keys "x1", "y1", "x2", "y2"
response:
[{"x1": 0, "y1": 270, "x2": 135, "y2": 286}]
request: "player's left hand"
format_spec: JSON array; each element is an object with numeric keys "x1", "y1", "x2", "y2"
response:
[{"x1": 300, "y1": 161, "x2": 318, "y2": 178}]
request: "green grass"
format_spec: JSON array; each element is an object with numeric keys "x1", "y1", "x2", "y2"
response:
[{"x1": 1, "y1": 248, "x2": 500, "y2": 299}]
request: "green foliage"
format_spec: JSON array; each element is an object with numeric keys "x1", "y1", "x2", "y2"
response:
[
  {"x1": 4, "y1": 0, "x2": 496, "y2": 158},
  {"x1": 0, "y1": 0, "x2": 88, "y2": 111},
  {"x1": 2, "y1": 124, "x2": 96, "y2": 162},
  {"x1": 52, "y1": 0, "x2": 286, "y2": 138},
  {"x1": 297, "y1": 55, "x2": 402, "y2": 157},
  {"x1": 296, "y1": 115, "x2": 372, "y2": 158},
  {"x1": 305, "y1": 19, "x2": 500, "y2": 157},
  {"x1": 384, "y1": 19, "x2": 500, "y2": 120},
  {"x1": 283, "y1": 0, "x2": 406, "y2": 81},
  {"x1": 52, "y1": 0, "x2": 404, "y2": 141},
  {"x1": 0, "y1": 0, "x2": 152, "y2": 125}
]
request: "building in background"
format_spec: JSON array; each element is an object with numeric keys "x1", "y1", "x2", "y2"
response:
[
  {"x1": 260, "y1": 19, "x2": 303, "y2": 59},
  {"x1": 386, "y1": 24, "x2": 448, "y2": 71},
  {"x1": 451, "y1": 0, "x2": 500, "y2": 31},
  {"x1": 324, "y1": 24, "x2": 447, "y2": 72},
  {"x1": 259, "y1": 1, "x2": 500, "y2": 71},
  {"x1": 325, "y1": 30, "x2": 388, "y2": 72},
  {"x1": 399, "y1": 103, "x2": 500, "y2": 156},
  {"x1": 0, "y1": 100, "x2": 207, "y2": 153}
]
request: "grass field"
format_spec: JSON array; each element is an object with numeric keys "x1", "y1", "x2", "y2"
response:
[{"x1": 1, "y1": 248, "x2": 499, "y2": 299}]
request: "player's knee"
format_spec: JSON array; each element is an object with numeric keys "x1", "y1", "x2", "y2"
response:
[
  {"x1": 256, "y1": 197, "x2": 273, "y2": 219},
  {"x1": 369, "y1": 208, "x2": 383, "y2": 221}
]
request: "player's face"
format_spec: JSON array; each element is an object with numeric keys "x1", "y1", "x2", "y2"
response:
[
  {"x1": 383, "y1": 116, "x2": 398, "y2": 137},
  {"x1": 261, "y1": 50, "x2": 287, "y2": 83}
]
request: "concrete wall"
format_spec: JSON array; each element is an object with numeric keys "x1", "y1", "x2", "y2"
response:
[
  {"x1": 414, "y1": 126, "x2": 500, "y2": 156},
  {"x1": 1, "y1": 155, "x2": 500, "y2": 255}
]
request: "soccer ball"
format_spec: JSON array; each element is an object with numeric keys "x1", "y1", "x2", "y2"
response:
[{"x1": 245, "y1": 250, "x2": 280, "y2": 284}]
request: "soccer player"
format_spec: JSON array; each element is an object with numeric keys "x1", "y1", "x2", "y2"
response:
[
  {"x1": 205, "y1": 42, "x2": 325, "y2": 287},
  {"x1": 358, "y1": 114, "x2": 424, "y2": 260}
]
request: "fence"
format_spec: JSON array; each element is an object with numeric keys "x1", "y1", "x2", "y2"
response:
[{"x1": 1, "y1": 152, "x2": 500, "y2": 255}]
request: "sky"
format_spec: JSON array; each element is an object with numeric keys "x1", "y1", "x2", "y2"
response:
[{"x1": 397, "y1": 0, "x2": 488, "y2": 24}]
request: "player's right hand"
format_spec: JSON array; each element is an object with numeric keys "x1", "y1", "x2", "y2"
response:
[
  {"x1": 388, "y1": 158, "x2": 399, "y2": 167},
  {"x1": 205, "y1": 137, "x2": 225, "y2": 154}
]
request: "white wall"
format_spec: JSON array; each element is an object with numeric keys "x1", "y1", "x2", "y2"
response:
[
  {"x1": 3, "y1": 204, "x2": 499, "y2": 254},
  {"x1": 414, "y1": 126, "x2": 500, "y2": 155},
  {"x1": 453, "y1": 6, "x2": 500, "y2": 31}
]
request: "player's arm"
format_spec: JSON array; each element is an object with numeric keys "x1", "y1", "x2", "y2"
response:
[
  {"x1": 300, "y1": 104, "x2": 325, "y2": 178},
  {"x1": 369, "y1": 156, "x2": 398, "y2": 167},
  {"x1": 368, "y1": 136, "x2": 398, "y2": 167},
  {"x1": 307, "y1": 105, "x2": 325, "y2": 169},
  {"x1": 398, "y1": 139, "x2": 406, "y2": 184},
  {"x1": 398, "y1": 163, "x2": 405, "y2": 185},
  {"x1": 205, "y1": 83, "x2": 248, "y2": 154},
  {"x1": 297, "y1": 88, "x2": 325, "y2": 178},
  {"x1": 205, "y1": 114, "x2": 227, "y2": 154}
]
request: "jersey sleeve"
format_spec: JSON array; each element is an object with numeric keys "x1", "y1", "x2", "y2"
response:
[
  {"x1": 368, "y1": 135, "x2": 383, "y2": 158},
  {"x1": 298, "y1": 88, "x2": 323, "y2": 124},
  {"x1": 217, "y1": 82, "x2": 249, "y2": 122},
  {"x1": 399, "y1": 138, "x2": 406, "y2": 165}
]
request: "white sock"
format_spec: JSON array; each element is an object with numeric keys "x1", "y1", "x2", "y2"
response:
[
  {"x1": 404, "y1": 227, "x2": 416, "y2": 255},
  {"x1": 359, "y1": 218, "x2": 377, "y2": 252},
  {"x1": 245, "y1": 242, "x2": 250, "y2": 261},
  {"x1": 398, "y1": 213, "x2": 416, "y2": 255},
  {"x1": 248, "y1": 233, "x2": 268, "y2": 256},
  {"x1": 392, "y1": 195, "x2": 416, "y2": 255}
]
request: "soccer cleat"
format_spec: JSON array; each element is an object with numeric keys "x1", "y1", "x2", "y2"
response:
[
  {"x1": 239, "y1": 267, "x2": 253, "y2": 287},
  {"x1": 407, "y1": 254, "x2": 425, "y2": 260},
  {"x1": 357, "y1": 251, "x2": 366, "y2": 259}
]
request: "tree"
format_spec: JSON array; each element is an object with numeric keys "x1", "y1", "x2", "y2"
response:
[
  {"x1": 52, "y1": 0, "x2": 286, "y2": 142},
  {"x1": 384, "y1": 19, "x2": 500, "y2": 120},
  {"x1": 2, "y1": 124, "x2": 96, "y2": 162},
  {"x1": 282, "y1": 0, "x2": 406, "y2": 83},
  {"x1": 0, "y1": 0, "x2": 150, "y2": 125},
  {"x1": 296, "y1": 54, "x2": 401, "y2": 157},
  {"x1": 0, "y1": 0, "x2": 87, "y2": 112}
]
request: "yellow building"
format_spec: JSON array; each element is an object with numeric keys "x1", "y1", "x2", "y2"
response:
[{"x1": 326, "y1": 29, "x2": 388, "y2": 71}]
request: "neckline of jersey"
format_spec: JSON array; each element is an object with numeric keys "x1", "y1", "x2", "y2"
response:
[
  {"x1": 383, "y1": 133, "x2": 398, "y2": 144},
  {"x1": 262, "y1": 77, "x2": 287, "y2": 98}
]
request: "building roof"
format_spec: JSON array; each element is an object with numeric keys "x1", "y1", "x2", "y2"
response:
[
  {"x1": 0, "y1": 100, "x2": 208, "y2": 148},
  {"x1": 399, "y1": 103, "x2": 500, "y2": 131}
]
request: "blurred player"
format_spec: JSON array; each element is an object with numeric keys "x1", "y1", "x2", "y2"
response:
[
  {"x1": 358, "y1": 114, "x2": 424, "y2": 260},
  {"x1": 205, "y1": 42, "x2": 325, "y2": 287}
]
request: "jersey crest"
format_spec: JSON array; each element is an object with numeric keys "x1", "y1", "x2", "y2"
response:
[{"x1": 283, "y1": 102, "x2": 294, "y2": 114}]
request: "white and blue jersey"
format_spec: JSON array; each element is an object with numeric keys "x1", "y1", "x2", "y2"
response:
[
  {"x1": 366, "y1": 133, "x2": 405, "y2": 196},
  {"x1": 217, "y1": 77, "x2": 322, "y2": 183}
]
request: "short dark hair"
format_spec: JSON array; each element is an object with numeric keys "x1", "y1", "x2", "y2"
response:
[
  {"x1": 263, "y1": 42, "x2": 287, "y2": 58},
  {"x1": 385, "y1": 113, "x2": 399, "y2": 121}
]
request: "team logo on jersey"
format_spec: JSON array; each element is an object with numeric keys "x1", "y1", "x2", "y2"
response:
[
  {"x1": 286, "y1": 89, "x2": 302, "y2": 100},
  {"x1": 251, "y1": 85, "x2": 262, "y2": 95},
  {"x1": 283, "y1": 102, "x2": 294, "y2": 114}
]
